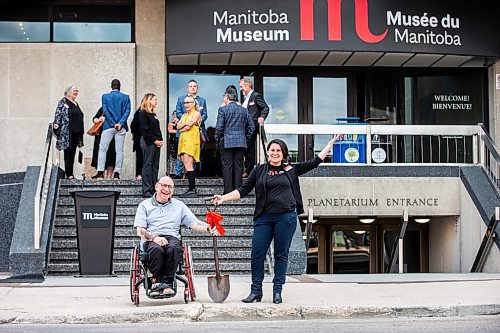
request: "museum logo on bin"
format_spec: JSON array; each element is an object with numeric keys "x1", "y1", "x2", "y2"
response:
[{"x1": 81, "y1": 205, "x2": 111, "y2": 228}]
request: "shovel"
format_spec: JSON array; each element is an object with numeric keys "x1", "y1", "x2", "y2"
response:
[{"x1": 207, "y1": 232, "x2": 230, "y2": 303}]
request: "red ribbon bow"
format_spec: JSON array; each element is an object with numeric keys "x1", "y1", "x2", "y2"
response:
[{"x1": 206, "y1": 210, "x2": 225, "y2": 236}]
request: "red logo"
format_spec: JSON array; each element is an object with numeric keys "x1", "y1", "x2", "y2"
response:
[{"x1": 300, "y1": 0, "x2": 387, "y2": 43}]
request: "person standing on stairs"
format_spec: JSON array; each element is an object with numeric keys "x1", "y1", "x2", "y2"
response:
[
  {"x1": 176, "y1": 95, "x2": 201, "y2": 197},
  {"x1": 139, "y1": 93, "x2": 163, "y2": 198}
]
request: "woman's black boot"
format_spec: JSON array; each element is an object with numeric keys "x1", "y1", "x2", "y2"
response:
[
  {"x1": 273, "y1": 293, "x2": 282, "y2": 304},
  {"x1": 241, "y1": 293, "x2": 262, "y2": 303}
]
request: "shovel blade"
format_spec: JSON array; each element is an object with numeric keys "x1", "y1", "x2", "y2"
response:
[{"x1": 207, "y1": 275, "x2": 230, "y2": 303}]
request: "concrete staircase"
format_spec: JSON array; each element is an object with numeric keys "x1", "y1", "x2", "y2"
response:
[{"x1": 47, "y1": 178, "x2": 262, "y2": 276}]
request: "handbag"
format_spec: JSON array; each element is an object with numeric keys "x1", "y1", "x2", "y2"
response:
[{"x1": 87, "y1": 119, "x2": 104, "y2": 136}]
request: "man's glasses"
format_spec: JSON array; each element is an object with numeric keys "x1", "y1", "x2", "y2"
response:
[
  {"x1": 157, "y1": 183, "x2": 174, "y2": 189},
  {"x1": 184, "y1": 101, "x2": 194, "y2": 104}
]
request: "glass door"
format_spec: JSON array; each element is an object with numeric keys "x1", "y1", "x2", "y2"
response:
[
  {"x1": 168, "y1": 73, "x2": 241, "y2": 176},
  {"x1": 262, "y1": 76, "x2": 299, "y2": 161},
  {"x1": 312, "y1": 77, "x2": 348, "y2": 162},
  {"x1": 262, "y1": 75, "x2": 349, "y2": 162}
]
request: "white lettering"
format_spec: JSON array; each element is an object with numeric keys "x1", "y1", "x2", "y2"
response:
[
  {"x1": 213, "y1": 9, "x2": 289, "y2": 26},
  {"x1": 394, "y1": 28, "x2": 461, "y2": 46},
  {"x1": 217, "y1": 28, "x2": 289, "y2": 43}
]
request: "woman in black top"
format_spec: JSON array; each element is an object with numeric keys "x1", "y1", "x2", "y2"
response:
[
  {"x1": 53, "y1": 84, "x2": 84, "y2": 179},
  {"x1": 212, "y1": 134, "x2": 340, "y2": 304},
  {"x1": 139, "y1": 93, "x2": 163, "y2": 197}
]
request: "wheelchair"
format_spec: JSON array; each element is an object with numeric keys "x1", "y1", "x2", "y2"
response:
[{"x1": 129, "y1": 241, "x2": 196, "y2": 306}]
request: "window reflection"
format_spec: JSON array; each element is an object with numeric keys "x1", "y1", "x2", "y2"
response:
[
  {"x1": 0, "y1": 22, "x2": 49, "y2": 42},
  {"x1": 53, "y1": 23, "x2": 131, "y2": 42},
  {"x1": 263, "y1": 77, "x2": 298, "y2": 161},
  {"x1": 332, "y1": 230, "x2": 370, "y2": 274},
  {"x1": 313, "y1": 77, "x2": 347, "y2": 160},
  {"x1": 168, "y1": 73, "x2": 241, "y2": 129}
]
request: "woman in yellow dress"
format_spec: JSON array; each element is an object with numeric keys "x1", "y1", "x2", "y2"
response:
[{"x1": 176, "y1": 95, "x2": 202, "y2": 197}]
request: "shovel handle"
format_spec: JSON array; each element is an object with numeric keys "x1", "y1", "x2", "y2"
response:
[{"x1": 212, "y1": 235, "x2": 221, "y2": 278}]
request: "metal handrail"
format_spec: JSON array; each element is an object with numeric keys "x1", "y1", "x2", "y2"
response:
[
  {"x1": 34, "y1": 124, "x2": 59, "y2": 250},
  {"x1": 260, "y1": 123, "x2": 500, "y2": 193},
  {"x1": 263, "y1": 124, "x2": 479, "y2": 136},
  {"x1": 477, "y1": 124, "x2": 500, "y2": 194},
  {"x1": 262, "y1": 123, "x2": 481, "y2": 165},
  {"x1": 258, "y1": 124, "x2": 268, "y2": 164}
]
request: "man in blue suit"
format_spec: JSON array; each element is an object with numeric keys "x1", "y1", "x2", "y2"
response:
[
  {"x1": 215, "y1": 86, "x2": 254, "y2": 194},
  {"x1": 174, "y1": 79, "x2": 208, "y2": 178},
  {"x1": 93, "y1": 79, "x2": 131, "y2": 180}
]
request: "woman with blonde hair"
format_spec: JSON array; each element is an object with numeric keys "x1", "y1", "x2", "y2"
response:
[
  {"x1": 139, "y1": 93, "x2": 163, "y2": 197},
  {"x1": 53, "y1": 84, "x2": 84, "y2": 179},
  {"x1": 176, "y1": 95, "x2": 201, "y2": 197}
]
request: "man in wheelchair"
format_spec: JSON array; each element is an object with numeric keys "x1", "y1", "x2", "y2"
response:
[{"x1": 134, "y1": 176, "x2": 218, "y2": 295}]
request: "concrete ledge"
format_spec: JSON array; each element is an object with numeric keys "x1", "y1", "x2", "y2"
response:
[
  {"x1": 8, "y1": 166, "x2": 60, "y2": 280},
  {"x1": 3, "y1": 303, "x2": 499, "y2": 324},
  {"x1": 1, "y1": 275, "x2": 499, "y2": 324}
]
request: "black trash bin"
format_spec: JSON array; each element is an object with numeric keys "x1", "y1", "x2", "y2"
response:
[{"x1": 70, "y1": 190, "x2": 120, "y2": 276}]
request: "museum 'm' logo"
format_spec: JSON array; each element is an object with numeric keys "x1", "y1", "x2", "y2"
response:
[{"x1": 300, "y1": 0, "x2": 387, "y2": 43}]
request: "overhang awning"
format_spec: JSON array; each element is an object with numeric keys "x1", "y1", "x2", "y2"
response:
[{"x1": 168, "y1": 51, "x2": 495, "y2": 68}]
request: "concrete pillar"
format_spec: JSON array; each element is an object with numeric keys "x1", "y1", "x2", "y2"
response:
[
  {"x1": 135, "y1": 0, "x2": 167, "y2": 176},
  {"x1": 489, "y1": 61, "x2": 500, "y2": 147}
]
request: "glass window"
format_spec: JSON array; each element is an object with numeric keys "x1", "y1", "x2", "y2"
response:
[
  {"x1": 53, "y1": 22, "x2": 131, "y2": 42},
  {"x1": 0, "y1": 4, "x2": 50, "y2": 42},
  {"x1": 313, "y1": 77, "x2": 347, "y2": 160},
  {"x1": 332, "y1": 229, "x2": 370, "y2": 274},
  {"x1": 0, "y1": 3, "x2": 133, "y2": 43},
  {"x1": 414, "y1": 74, "x2": 485, "y2": 125},
  {"x1": 168, "y1": 73, "x2": 241, "y2": 130},
  {"x1": 0, "y1": 22, "x2": 49, "y2": 42},
  {"x1": 263, "y1": 77, "x2": 299, "y2": 161},
  {"x1": 53, "y1": 5, "x2": 132, "y2": 42}
]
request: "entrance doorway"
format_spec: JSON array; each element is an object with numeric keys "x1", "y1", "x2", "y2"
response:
[
  {"x1": 306, "y1": 219, "x2": 429, "y2": 274},
  {"x1": 261, "y1": 75, "x2": 349, "y2": 162},
  {"x1": 167, "y1": 70, "x2": 405, "y2": 172}
]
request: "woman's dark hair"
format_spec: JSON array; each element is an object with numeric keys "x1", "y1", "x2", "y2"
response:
[{"x1": 267, "y1": 139, "x2": 289, "y2": 162}]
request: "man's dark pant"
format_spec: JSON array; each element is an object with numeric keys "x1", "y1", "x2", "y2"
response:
[
  {"x1": 220, "y1": 146, "x2": 245, "y2": 194},
  {"x1": 143, "y1": 236, "x2": 182, "y2": 286},
  {"x1": 244, "y1": 124, "x2": 258, "y2": 175},
  {"x1": 250, "y1": 211, "x2": 297, "y2": 295}
]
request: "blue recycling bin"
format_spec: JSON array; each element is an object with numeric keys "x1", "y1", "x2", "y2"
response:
[{"x1": 333, "y1": 117, "x2": 366, "y2": 163}]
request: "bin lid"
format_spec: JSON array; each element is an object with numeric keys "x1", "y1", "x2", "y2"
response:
[
  {"x1": 336, "y1": 117, "x2": 361, "y2": 123},
  {"x1": 69, "y1": 190, "x2": 120, "y2": 199}
]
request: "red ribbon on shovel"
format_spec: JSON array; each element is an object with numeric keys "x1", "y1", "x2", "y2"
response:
[{"x1": 206, "y1": 210, "x2": 225, "y2": 236}]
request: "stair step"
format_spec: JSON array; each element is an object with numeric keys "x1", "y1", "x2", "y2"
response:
[
  {"x1": 54, "y1": 215, "x2": 254, "y2": 227},
  {"x1": 47, "y1": 179, "x2": 265, "y2": 276}
]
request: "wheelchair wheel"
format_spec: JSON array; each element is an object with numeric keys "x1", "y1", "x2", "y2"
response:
[
  {"x1": 129, "y1": 245, "x2": 141, "y2": 306},
  {"x1": 183, "y1": 243, "x2": 196, "y2": 301}
]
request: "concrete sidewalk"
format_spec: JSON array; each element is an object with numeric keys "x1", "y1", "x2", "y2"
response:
[{"x1": 1, "y1": 273, "x2": 500, "y2": 324}]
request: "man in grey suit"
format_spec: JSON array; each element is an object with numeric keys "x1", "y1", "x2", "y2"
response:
[
  {"x1": 215, "y1": 86, "x2": 254, "y2": 194},
  {"x1": 93, "y1": 79, "x2": 131, "y2": 180}
]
